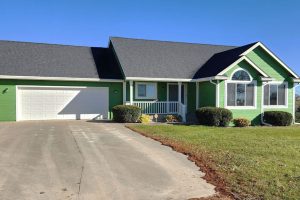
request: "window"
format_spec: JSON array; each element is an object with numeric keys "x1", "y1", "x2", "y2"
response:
[
  {"x1": 226, "y1": 69, "x2": 256, "y2": 107},
  {"x1": 263, "y1": 83, "x2": 287, "y2": 106},
  {"x1": 227, "y1": 83, "x2": 256, "y2": 107},
  {"x1": 231, "y1": 70, "x2": 251, "y2": 81},
  {"x1": 135, "y1": 82, "x2": 157, "y2": 99}
]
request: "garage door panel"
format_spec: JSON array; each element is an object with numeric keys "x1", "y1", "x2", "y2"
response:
[{"x1": 18, "y1": 87, "x2": 109, "y2": 121}]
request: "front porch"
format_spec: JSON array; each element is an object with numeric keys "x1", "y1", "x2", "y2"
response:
[{"x1": 123, "y1": 81, "x2": 189, "y2": 122}]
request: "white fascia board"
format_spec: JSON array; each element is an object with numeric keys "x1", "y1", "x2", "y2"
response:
[
  {"x1": 217, "y1": 56, "x2": 269, "y2": 77},
  {"x1": 0, "y1": 75, "x2": 124, "y2": 82},
  {"x1": 260, "y1": 77, "x2": 275, "y2": 82},
  {"x1": 292, "y1": 78, "x2": 300, "y2": 83},
  {"x1": 193, "y1": 76, "x2": 228, "y2": 82},
  {"x1": 241, "y1": 42, "x2": 299, "y2": 79},
  {"x1": 125, "y1": 77, "x2": 192, "y2": 82}
]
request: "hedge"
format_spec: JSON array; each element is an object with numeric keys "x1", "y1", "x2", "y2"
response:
[
  {"x1": 112, "y1": 105, "x2": 141, "y2": 123},
  {"x1": 195, "y1": 107, "x2": 232, "y2": 127},
  {"x1": 233, "y1": 118, "x2": 251, "y2": 127},
  {"x1": 263, "y1": 111, "x2": 293, "y2": 126}
]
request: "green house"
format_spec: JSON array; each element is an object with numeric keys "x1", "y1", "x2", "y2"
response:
[{"x1": 0, "y1": 37, "x2": 299, "y2": 124}]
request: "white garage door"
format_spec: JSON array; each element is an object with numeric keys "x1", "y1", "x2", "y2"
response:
[{"x1": 17, "y1": 86, "x2": 109, "y2": 121}]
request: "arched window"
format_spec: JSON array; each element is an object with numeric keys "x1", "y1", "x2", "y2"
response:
[
  {"x1": 231, "y1": 69, "x2": 251, "y2": 81},
  {"x1": 226, "y1": 69, "x2": 256, "y2": 107}
]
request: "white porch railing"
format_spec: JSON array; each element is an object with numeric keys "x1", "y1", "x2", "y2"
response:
[{"x1": 127, "y1": 101, "x2": 187, "y2": 122}]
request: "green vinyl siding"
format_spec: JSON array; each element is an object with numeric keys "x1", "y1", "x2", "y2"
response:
[
  {"x1": 218, "y1": 47, "x2": 294, "y2": 125},
  {"x1": 187, "y1": 82, "x2": 196, "y2": 113},
  {"x1": 0, "y1": 79, "x2": 123, "y2": 121},
  {"x1": 198, "y1": 81, "x2": 216, "y2": 107},
  {"x1": 0, "y1": 84, "x2": 17, "y2": 121}
]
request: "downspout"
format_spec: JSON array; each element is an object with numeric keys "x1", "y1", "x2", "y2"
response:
[
  {"x1": 293, "y1": 83, "x2": 300, "y2": 124},
  {"x1": 261, "y1": 81, "x2": 272, "y2": 126},
  {"x1": 210, "y1": 79, "x2": 219, "y2": 107}
]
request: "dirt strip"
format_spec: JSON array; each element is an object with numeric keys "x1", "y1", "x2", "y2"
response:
[{"x1": 126, "y1": 125, "x2": 234, "y2": 200}]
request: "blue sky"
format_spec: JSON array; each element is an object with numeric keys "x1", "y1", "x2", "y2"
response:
[{"x1": 1, "y1": 0, "x2": 300, "y2": 92}]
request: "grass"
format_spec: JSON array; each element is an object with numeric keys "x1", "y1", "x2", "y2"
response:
[{"x1": 127, "y1": 124, "x2": 300, "y2": 200}]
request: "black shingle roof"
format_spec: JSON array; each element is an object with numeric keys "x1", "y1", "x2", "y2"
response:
[
  {"x1": 110, "y1": 37, "x2": 257, "y2": 79},
  {"x1": 0, "y1": 40, "x2": 123, "y2": 79}
]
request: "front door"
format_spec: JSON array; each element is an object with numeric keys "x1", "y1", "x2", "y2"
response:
[{"x1": 168, "y1": 84, "x2": 185, "y2": 104}]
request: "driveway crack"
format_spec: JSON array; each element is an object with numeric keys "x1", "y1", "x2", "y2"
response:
[{"x1": 70, "y1": 129, "x2": 85, "y2": 200}]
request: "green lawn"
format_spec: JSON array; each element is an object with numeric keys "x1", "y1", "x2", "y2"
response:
[{"x1": 128, "y1": 125, "x2": 300, "y2": 200}]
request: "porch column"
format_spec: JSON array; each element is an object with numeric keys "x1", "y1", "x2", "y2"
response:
[
  {"x1": 196, "y1": 82, "x2": 199, "y2": 109},
  {"x1": 123, "y1": 81, "x2": 126, "y2": 104},
  {"x1": 178, "y1": 82, "x2": 182, "y2": 104},
  {"x1": 129, "y1": 80, "x2": 133, "y2": 105}
]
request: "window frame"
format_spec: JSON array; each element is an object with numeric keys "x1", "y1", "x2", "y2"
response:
[
  {"x1": 135, "y1": 82, "x2": 157, "y2": 100},
  {"x1": 225, "y1": 80, "x2": 257, "y2": 109},
  {"x1": 225, "y1": 69, "x2": 257, "y2": 109},
  {"x1": 263, "y1": 81, "x2": 288, "y2": 108}
]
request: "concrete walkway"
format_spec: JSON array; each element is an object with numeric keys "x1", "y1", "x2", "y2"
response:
[{"x1": 0, "y1": 121, "x2": 215, "y2": 200}]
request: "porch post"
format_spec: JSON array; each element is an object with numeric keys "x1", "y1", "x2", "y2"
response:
[
  {"x1": 196, "y1": 82, "x2": 199, "y2": 109},
  {"x1": 123, "y1": 81, "x2": 126, "y2": 104},
  {"x1": 129, "y1": 80, "x2": 133, "y2": 105},
  {"x1": 178, "y1": 82, "x2": 182, "y2": 104},
  {"x1": 216, "y1": 80, "x2": 220, "y2": 107}
]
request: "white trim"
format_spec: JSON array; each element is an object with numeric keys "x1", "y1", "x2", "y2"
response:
[
  {"x1": 292, "y1": 78, "x2": 300, "y2": 83},
  {"x1": 230, "y1": 68, "x2": 253, "y2": 82},
  {"x1": 240, "y1": 42, "x2": 299, "y2": 78},
  {"x1": 129, "y1": 80, "x2": 134, "y2": 105},
  {"x1": 193, "y1": 76, "x2": 228, "y2": 82},
  {"x1": 126, "y1": 77, "x2": 192, "y2": 82},
  {"x1": 262, "y1": 81, "x2": 289, "y2": 109},
  {"x1": 135, "y1": 82, "x2": 157, "y2": 100},
  {"x1": 196, "y1": 82, "x2": 199, "y2": 109},
  {"x1": 217, "y1": 56, "x2": 269, "y2": 77},
  {"x1": 216, "y1": 80, "x2": 220, "y2": 107},
  {"x1": 123, "y1": 81, "x2": 126, "y2": 104},
  {"x1": 0, "y1": 75, "x2": 124, "y2": 82},
  {"x1": 224, "y1": 80, "x2": 257, "y2": 109}
]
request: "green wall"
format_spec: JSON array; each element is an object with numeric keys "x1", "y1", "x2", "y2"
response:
[
  {"x1": 0, "y1": 79, "x2": 123, "y2": 121},
  {"x1": 217, "y1": 47, "x2": 294, "y2": 125},
  {"x1": 198, "y1": 81, "x2": 216, "y2": 107}
]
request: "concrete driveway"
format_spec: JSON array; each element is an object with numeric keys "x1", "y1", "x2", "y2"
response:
[{"x1": 0, "y1": 121, "x2": 215, "y2": 200}]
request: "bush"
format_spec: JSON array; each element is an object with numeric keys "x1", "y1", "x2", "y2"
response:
[
  {"x1": 263, "y1": 111, "x2": 293, "y2": 126},
  {"x1": 139, "y1": 114, "x2": 151, "y2": 124},
  {"x1": 233, "y1": 118, "x2": 251, "y2": 127},
  {"x1": 195, "y1": 107, "x2": 232, "y2": 127},
  {"x1": 165, "y1": 115, "x2": 182, "y2": 123},
  {"x1": 112, "y1": 105, "x2": 141, "y2": 123}
]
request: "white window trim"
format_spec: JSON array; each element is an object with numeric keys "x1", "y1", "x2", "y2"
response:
[
  {"x1": 224, "y1": 80, "x2": 257, "y2": 109},
  {"x1": 135, "y1": 82, "x2": 157, "y2": 100},
  {"x1": 262, "y1": 81, "x2": 288, "y2": 108}
]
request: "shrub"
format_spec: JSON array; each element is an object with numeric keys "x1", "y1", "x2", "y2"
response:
[
  {"x1": 165, "y1": 115, "x2": 182, "y2": 123},
  {"x1": 112, "y1": 105, "x2": 141, "y2": 123},
  {"x1": 139, "y1": 114, "x2": 151, "y2": 124},
  {"x1": 195, "y1": 107, "x2": 232, "y2": 127},
  {"x1": 233, "y1": 118, "x2": 251, "y2": 127},
  {"x1": 263, "y1": 111, "x2": 293, "y2": 126}
]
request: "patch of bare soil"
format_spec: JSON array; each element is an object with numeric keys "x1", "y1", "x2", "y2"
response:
[{"x1": 126, "y1": 126, "x2": 234, "y2": 200}]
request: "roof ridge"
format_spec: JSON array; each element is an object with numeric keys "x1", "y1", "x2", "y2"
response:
[
  {"x1": 110, "y1": 36, "x2": 238, "y2": 48},
  {"x1": 0, "y1": 39, "x2": 99, "y2": 48}
]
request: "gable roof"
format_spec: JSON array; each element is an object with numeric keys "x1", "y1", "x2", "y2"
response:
[
  {"x1": 110, "y1": 37, "x2": 239, "y2": 80},
  {"x1": 193, "y1": 43, "x2": 259, "y2": 78},
  {"x1": 0, "y1": 40, "x2": 123, "y2": 80}
]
